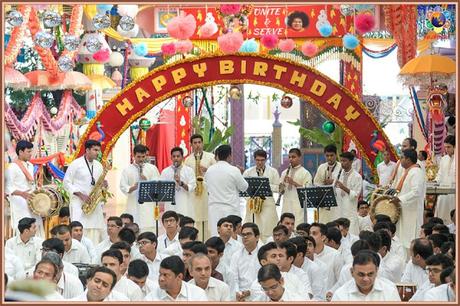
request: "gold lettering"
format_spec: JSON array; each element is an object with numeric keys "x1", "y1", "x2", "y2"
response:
[
  {"x1": 241, "y1": 60, "x2": 246, "y2": 74},
  {"x1": 192, "y1": 63, "x2": 207, "y2": 77},
  {"x1": 326, "y1": 94, "x2": 342, "y2": 110},
  {"x1": 289, "y1": 71, "x2": 307, "y2": 88},
  {"x1": 310, "y1": 80, "x2": 327, "y2": 97},
  {"x1": 151, "y1": 75, "x2": 167, "y2": 92},
  {"x1": 220, "y1": 60, "x2": 234, "y2": 74},
  {"x1": 116, "y1": 98, "x2": 134, "y2": 116},
  {"x1": 253, "y1": 61, "x2": 268, "y2": 76},
  {"x1": 135, "y1": 87, "x2": 151, "y2": 103},
  {"x1": 345, "y1": 106, "x2": 361, "y2": 121},
  {"x1": 273, "y1": 65, "x2": 287, "y2": 80},
  {"x1": 171, "y1": 68, "x2": 187, "y2": 84}
]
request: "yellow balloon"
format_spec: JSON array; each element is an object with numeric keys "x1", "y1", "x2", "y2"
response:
[{"x1": 433, "y1": 26, "x2": 443, "y2": 34}]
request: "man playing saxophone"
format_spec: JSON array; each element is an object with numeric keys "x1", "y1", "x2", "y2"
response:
[
  {"x1": 184, "y1": 134, "x2": 216, "y2": 240},
  {"x1": 63, "y1": 140, "x2": 106, "y2": 244}
]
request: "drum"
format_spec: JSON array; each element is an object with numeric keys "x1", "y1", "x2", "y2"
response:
[
  {"x1": 396, "y1": 283, "x2": 417, "y2": 301},
  {"x1": 370, "y1": 194, "x2": 402, "y2": 224},
  {"x1": 28, "y1": 186, "x2": 64, "y2": 217}
]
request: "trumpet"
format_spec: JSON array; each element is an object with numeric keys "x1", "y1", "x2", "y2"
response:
[
  {"x1": 195, "y1": 153, "x2": 204, "y2": 196},
  {"x1": 275, "y1": 166, "x2": 291, "y2": 206}
]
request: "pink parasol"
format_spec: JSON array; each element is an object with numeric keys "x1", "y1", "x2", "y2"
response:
[
  {"x1": 25, "y1": 70, "x2": 92, "y2": 91},
  {"x1": 5, "y1": 66, "x2": 31, "y2": 89}
]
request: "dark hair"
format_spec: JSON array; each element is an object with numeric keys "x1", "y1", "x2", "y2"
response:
[
  {"x1": 425, "y1": 254, "x2": 454, "y2": 269},
  {"x1": 110, "y1": 241, "x2": 132, "y2": 254},
  {"x1": 288, "y1": 236, "x2": 307, "y2": 256},
  {"x1": 324, "y1": 144, "x2": 337, "y2": 154},
  {"x1": 18, "y1": 217, "x2": 36, "y2": 233},
  {"x1": 34, "y1": 259, "x2": 59, "y2": 279},
  {"x1": 375, "y1": 229, "x2": 392, "y2": 252},
  {"x1": 402, "y1": 149, "x2": 418, "y2": 164},
  {"x1": 287, "y1": 11, "x2": 309, "y2": 29},
  {"x1": 257, "y1": 242, "x2": 278, "y2": 263},
  {"x1": 429, "y1": 217, "x2": 444, "y2": 225},
  {"x1": 118, "y1": 228, "x2": 136, "y2": 245},
  {"x1": 325, "y1": 221, "x2": 339, "y2": 229},
  {"x1": 296, "y1": 223, "x2": 310, "y2": 233},
  {"x1": 444, "y1": 135, "x2": 455, "y2": 146},
  {"x1": 335, "y1": 218, "x2": 350, "y2": 229},
  {"x1": 273, "y1": 225, "x2": 289, "y2": 236},
  {"x1": 357, "y1": 200, "x2": 370, "y2": 210},
  {"x1": 421, "y1": 223, "x2": 435, "y2": 236},
  {"x1": 432, "y1": 224, "x2": 450, "y2": 235},
  {"x1": 137, "y1": 232, "x2": 158, "y2": 247},
  {"x1": 216, "y1": 145, "x2": 232, "y2": 160},
  {"x1": 120, "y1": 213, "x2": 134, "y2": 223},
  {"x1": 361, "y1": 232, "x2": 382, "y2": 252},
  {"x1": 450, "y1": 209, "x2": 456, "y2": 219},
  {"x1": 425, "y1": 210, "x2": 435, "y2": 219},
  {"x1": 340, "y1": 151, "x2": 354, "y2": 161},
  {"x1": 373, "y1": 221, "x2": 391, "y2": 233},
  {"x1": 205, "y1": 237, "x2": 225, "y2": 254},
  {"x1": 280, "y1": 213, "x2": 295, "y2": 223},
  {"x1": 227, "y1": 215, "x2": 242, "y2": 228},
  {"x1": 447, "y1": 116, "x2": 455, "y2": 126},
  {"x1": 288, "y1": 148, "x2": 301, "y2": 157},
  {"x1": 374, "y1": 214, "x2": 392, "y2": 223},
  {"x1": 387, "y1": 222, "x2": 396, "y2": 235},
  {"x1": 58, "y1": 206, "x2": 70, "y2": 218},
  {"x1": 412, "y1": 238, "x2": 434, "y2": 260},
  {"x1": 179, "y1": 226, "x2": 199, "y2": 241},
  {"x1": 171, "y1": 146, "x2": 184, "y2": 156},
  {"x1": 242, "y1": 222, "x2": 260, "y2": 237},
  {"x1": 70, "y1": 221, "x2": 83, "y2": 230},
  {"x1": 179, "y1": 216, "x2": 195, "y2": 228},
  {"x1": 15, "y1": 140, "x2": 34, "y2": 156},
  {"x1": 85, "y1": 139, "x2": 101, "y2": 150},
  {"x1": 87, "y1": 266, "x2": 117, "y2": 289},
  {"x1": 54, "y1": 224, "x2": 71, "y2": 236},
  {"x1": 257, "y1": 263, "x2": 282, "y2": 282},
  {"x1": 351, "y1": 240, "x2": 370, "y2": 257},
  {"x1": 305, "y1": 236, "x2": 316, "y2": 248},
  {"x1": 101, "y1": 249, "x2": 123, "y2": 265},
  {"x1": 428, "y1": 233, "x2": 449, "y2": 249},
  {"x1": 278, "y1": 241, "x2": 297, "y2": 260},
  {"x1": 353, "y1": 250, "x2": 380, "y2": 267},
  {"x1": 162, "y1": 210, "x2": 179, "y2": 223},
  {"x1": 182, "y1": 241, "x2": 208, "y2": 255},
  {"x1": 128, "y1": 259, "x2": 149, "y2": 279},
  {"x1": 419, "y1": 150, "x2": 428, "y2": 160},
  {"x1": 326, "y1": 227, "x2": 342, "y2": 245},
  {"x1": 359, "y1": 230, "x2": 373, "y2": 241},
  {"x1": 441, "y1": 241, "x2": 455, "y2": 259},
  {"x1": 310, "y1": 222, "x2": 327, "y2": 236},
  {"x1": 107, "y1": 216, "x2": 123, "y2": 227},
  {"x1": 160, "y1": 255, "x2": 185, "y2": 276},
  {"x1": 190, "y1": 134, "x2": 203, "y2": 143},
  {"x1": 440, "y1": 267, "x2": 454, "y2": 284},
  {"x1": 133, "y1": 144, "x2": 148, "y2": 155},
  {"x1": 217, "y1": 217, "x2": 234, "y2": 228},
  {"x1": 253, "y1": 150, "x2": 267, "y2": 159},
  {"x1": 126, "y1": 223, "x2": 139, "y2": 235},
  {"x1": 404, "y1": 137, "x2": 418, "y2": 150},
  {"x1": 42, "y1": 238, "x2": 65, "y2": 255}
]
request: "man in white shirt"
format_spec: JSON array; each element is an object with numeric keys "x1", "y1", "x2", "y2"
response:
[
  {"x1": 136, "y1": 232, "x2": 162, "y2": 280},
  {"x1": 336, "y1": 217, "x2": 359, "y2": 251},
  {"x1": 350, "y1": 149, "x2": 362, "y2": 174},
  {"x1": 144, "y1": 255, "x2": 208, "y2": 301},
  {"x1": 188, "y1": 253, "x2": 231, "y2": 301},
  {"x1": 157, "y1": 211, "x2": 181, "y2": 256},
  {"x1": 216, "y1": 217, "x2": 243, "y2": 270},
  {"x1": 69, "y1": 221, "x2": 96, "y2": 261},
  {"x1": 280, "y1": 148, "x2": 312, "y2": 224},
  {"x1": 401, "y1": 238, "x2": 433, "y2": 289},
  {"x1": 160, "y1": 147, "x2": 196, "y2": 218},
  {"x1": 41, "y1": 238, "x2": 79, "y2": 277},
  {"x1": 5, "y1": 248, "x2": 26, "y2": 281},
  {"x1": 424, "y1": 268, "x2": 456, "y2": 301},
  {"x1": 374, "y1": 229, "x2": 404, "y2": 283},
  {"x1": 256, "y1": 264, "x2": 304, "y2": 302},
  {"x1": 5, "y1": 140, "x2": 44, "y2": 237},
  {"x1": 332, "y1": 250, "x2": 401, "y2": 301},
  {"x1": 31, "y1": 258, "x2": 64, "y2": 300},
  {"x1": 418, "y1": 150, "x2": 427, "y2": 171},
  {"x1": 110, "y1": 241, "x2": 132, "y2": 276},
  {"x1": 434, "y1": 135, "x2": 455, "y2": 224},
  {"x1": 205, "y1": 145, "x2": 248, "y2": 236},
  {"x1": 119, "y1": 144, "x2": 161, "y2": 232},
  {"x1": 304, "y1": 236, "x2": 329, "y2": 292},
  {"x1": 184, "y1": 134, "x2": 217, "y2": 241},
  {"x1": 5, "y1": 217, "x2": 42, "y2": 275},
  {"x1": 377, "y1": 150, "x2": 396, "y2": 187},
  {"x1": 325, "y1": 227, "x2": 353, "y2": 266},
  {"x1": 243, "y1": 149, "x2": 280, "y2": 241},
  {"x1": 205, "y1": 236, "x2": 235, "y2": 291},
  {"x1": 63, "y1": 140, "x2": 106, "y2": 244},
  {"x1": 357, "y1": 201, "x2": 373, "y2": 232},
  {"x1": 54, "y1": 225, "x2": 90, "y2": 264},
  {"x1": 388, "y1": 137, "x2": 418, "y2": 190},
  {"x1": 447, "y1": 209, "x2": 456, "y2": 234},
  {"x1": 94, "y1": 216, "x2": 123, "y2": 264},
  {"x1": 71, "y1": 266, "x2": 119, "y2": 301},
  {"x1": 101, "y1": 249, "x2": 143, "y2": 301},
  {"x1": 127, "y1": 259, "x2": 156, "y2": 299}
]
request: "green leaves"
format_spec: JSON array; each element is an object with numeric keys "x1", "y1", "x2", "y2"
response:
[
  {"x1": 192, "y1": 116, "x2": 234, "y2": 153},
  {"x1": 289, "y1": 120, "x2": 343, "y2": 151}
]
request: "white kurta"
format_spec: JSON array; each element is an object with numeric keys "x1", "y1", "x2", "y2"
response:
[
  {"x1": 63, "y1": 156, "x2": 105, "y2": 229},
  {"x1": 377, "y1": 161, "x2": 397, "y2": 187},
  {"x1": 313, "y1": 162, "x2": 342, "y2": 223},
  {"x1": 119, "y1": 163, "x2": 160, "y2": 229},
  {"x1": 243, "y1": 165, "x2": 280, "y2": 241},
  {"x1": 160, "y1": 164, "x2": 196, "y2": 218},
  {"x1": 335, "y1": 169, "x2": 362, "y2": 236},
  {"x1": 395, "y1": 167, "x2": 426, "y2": 249},
  {"x1": 5, "y1": 161, "x2": 44, "y2": 237},
  {"x1": 281, "y1": 165, "x2": 312, "y2": 224},
  {"x1": 205, "y1": 161, "x2": 249, "y2": 236},
  {"x1": 434, "y1": 154, "x2": 455, "y2": 224}
]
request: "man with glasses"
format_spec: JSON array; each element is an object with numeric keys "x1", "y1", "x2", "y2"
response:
[
  {"x1": 257, "y1": 264, "x2": 303, "y2": 302},
  {"x1": 424, "y1": 268, "x2": 456, "y2": 301},
  {"x1": 157, "y1": 211, "x2": 181, "y2": 256},
  {"x1": 243, "y1": 150, "x2": 279, "y2": 242},
  {"x1": 94, "y1": 217, "x2": 123, "y2": 264},
  {"x1": 136, "y1": 232, "x2": 162, "y2": 281}
]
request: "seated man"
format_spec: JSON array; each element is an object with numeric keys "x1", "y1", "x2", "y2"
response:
[
  {"x1": 157, "y1": 211, "x2": 181, "y2": 256},
  {"x1": 71, "y1": 266, "x2": 120, "y2": 301},
  {"x1": 70, "y1": 221, "x2": 96, "y2": 261},
  {"x1": 257, "y1": 264, "x2": 303, "y2": 302},
  {"x1": 424, "y1": 268, "x2": 456, "y2": 301},
  {"x1": 54, "y1": 225, "x2": 90, "y2": 264},
  {"x1": 120, "y1": 213, "x2": 134, "y2": 226},
  {"x1": 136, "y1": 232, "x2": 162, "y2": 281},
  {"x1": 31, "y1": 258, "x2": 64, "y2": 300},
  {"x1": 205, "y1": 237, "x2": 235, "y2": 291},
  {"x1": 110, "y1": 241, "x2": 132, "y2": 276},
  {"x1": 357, "y1": 201, "x2": 373, "y2": 232},
  {"x1": 181, "y1": 241, "x2": 210, "y2": 282},
  {"x1": 127, "y1": 259, "x2": 156, "y2": 299},
  {"x1": 401, "y1": 238, "x2": 433, "y2": 289}
]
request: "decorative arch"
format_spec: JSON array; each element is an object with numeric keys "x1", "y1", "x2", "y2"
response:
[{"x1": 75, "y1": 53, "x2": 398, "y2": 169}]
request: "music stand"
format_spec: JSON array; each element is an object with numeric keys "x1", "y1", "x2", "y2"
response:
[
  {"x1": 138, "y1": 180, "x2": 176, "y2": 235},
  {"x1": 297, "y1": 185, "x2": 337, "y2": 223},
  {"x1": 240, "y1": 177, "x2": 273, "y2": 223}
]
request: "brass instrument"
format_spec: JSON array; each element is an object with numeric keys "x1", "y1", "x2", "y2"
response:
[
  {"x1": 369, "y1": 186, "x2": 402, "y2": 223},
  {"x1": 275, "y1": 166, "x2": 291, "y2": 206},
  {"x1": 194, "y1": 153, "x2": 204, "y2": 196},
  {"x1": 82, "y1": 167, "x2": 110, "y2": 215},
  {"x1": 248, "y1": 196, "x2": 265, "y2": 214}
]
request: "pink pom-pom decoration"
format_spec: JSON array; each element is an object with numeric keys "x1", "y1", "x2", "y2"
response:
[
  {"x1": 220, "y1": 4, "x2": 242, "y2": 15},
  {"x1": 278, "y1": 39, "x2": 296, "y2": 52},
  {"x1": 161, "y1": 42, "x2": 176, "y2": 56},
  {"x1": 199, "y1": 22, "x2": 218, "y2": 38},
  {"x1": 260, "y1": 34, "x2": 279, "y2": 50},
  {"x1": 92, "y1": 48, "x2": 110, "y2": 63},
  {"x1": 175, "y1": 40, "x2": 194, "y2": 54},
  {"x1": 355, "y1": 13, "x2": 375, "y2": 34},
  {"x1": 217, "y1": 32, "x2": 244, "y2": 54},
  {"x1": 301, "y1": 41, "x2": 318, "y2": 57},
  {"x1": 166, "y1": 13, "x2": 197, "y2": 40}
]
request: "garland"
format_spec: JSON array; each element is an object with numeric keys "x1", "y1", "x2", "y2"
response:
[
  {"x1": 4, "y1": 5, "x2": 32, "y2": 66},
  {"x1": 61, "y1": 5, "x2": 84, "y2": 63},
  {"x1": 362, "y1": 43, "x2": 397, "y2": 59}
]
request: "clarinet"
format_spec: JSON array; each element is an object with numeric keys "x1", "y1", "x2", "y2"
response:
[
  {"x1": 172, "y1": 161, "x2": 180, "y2": 205},
  {"x1": 275, "y1": 166, "x2": 291, "y2": 206}
]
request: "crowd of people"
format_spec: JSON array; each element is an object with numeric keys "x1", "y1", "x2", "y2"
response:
[{"x1": 3, "y1": 133, "x2": 456, "y2": 302}]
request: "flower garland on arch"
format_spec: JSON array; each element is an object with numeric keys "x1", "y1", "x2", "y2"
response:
[{"x1": 4, "y1": 5, "x2": 32, "y2": 67}]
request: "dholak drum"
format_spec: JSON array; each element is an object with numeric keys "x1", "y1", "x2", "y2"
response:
[
  {"x1": 28, "y1": 186, "x2": 64, "y2": 217},
  {"x1": 396, "y1": 283, "x2": 417, "y2": 301}
]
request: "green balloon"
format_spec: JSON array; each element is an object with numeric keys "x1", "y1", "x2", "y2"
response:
[{"x1": 322, "y1": 121, "x2": 335, "y2": 133}]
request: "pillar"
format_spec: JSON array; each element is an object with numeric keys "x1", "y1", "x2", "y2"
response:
[
  {"x1": 272, "y1": 107, "x2": 282, "y2": 169},
  {"x1": 230, "y1": 85, "x2": 245, "y2": 167}
]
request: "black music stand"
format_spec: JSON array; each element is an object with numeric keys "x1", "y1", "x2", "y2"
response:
[
  {"x1": 297, "y1": 185, "x2": 337, "y2": 223},
  {"x1": 138, "y1": 180, "x2": 176, "y2": 235},
  {"x1": 240, "y1": 177, "x2": 273, "y2": 223}
]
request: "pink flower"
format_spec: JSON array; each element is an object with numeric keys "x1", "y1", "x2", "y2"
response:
[
  {"x1": 260, "y1": 34, "x2": 279, "y2": 50},
  {"x1": 92, "y1": 48, "x2": 110, "y2": 63},
  {"x1": 166, "y1": 13, "x2": 197, "y2": 40},
  {"x1": 199, "y1": 22, "x2": 218, "y2": 38},
  {"x1": 355, "y1": 13, "x2": 376, "y2": 34},
  {"x1": 161, "y1": 43, "x2": 176, "y2": 56},
  {"x1": 301, "y1": 41, "x2": 318, "y2": 57},
  {"x1": 220, "y1": 4, "x2": 242, "y2": 15},
  {"x1": 278, "y1": 39, "x2": 296, "y2": 52},
  {"x1": 175, "y1": 40, "x2": 194, "y2": 54},
  {"x1": 217, "y1": 32, "x2": 244, "y2": 54}
]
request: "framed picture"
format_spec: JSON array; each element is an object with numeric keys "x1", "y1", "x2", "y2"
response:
[{"x1": 154, "y1": 7, "x2": 179, "y2": 33}]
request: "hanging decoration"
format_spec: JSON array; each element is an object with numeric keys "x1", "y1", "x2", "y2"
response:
[
  {"x1": 229, "y1": 86, "x2": 242, "y2": 100},
  {"x1": 363, "y1": 43, "x2": 397, "y2": 59},
  {"x1": 301, "y1": 41, "x2": 318, "y2": 57},
  {"x1": 175, "y1": 40, "x2": 194, "y2": 54},
  {"x1": 119, "y1": 16, "x2": 135, "y2": 31},
  {"x1": 42, "y1": 10, "x2": 61, "y2": 28},
  {"x1": 92, "y1": 13, "x2": 111, "y2": 30},
  {"x1": 63, "y1": 34, "x2": 80, "y2": 51},
  {"x1": 128, "y1": 47, "x2": 156, "y2": 81},
  {"x1": 260, "y1": 34, "x2": 279, "y2": 50},
  {"x1": 161, "y1": 42, "x2": 177, "y2": 56},
  {"x1": 343, "y1": 33, "x2": 359, "y2": 50},
  {"x1": 316, "y1": 9, "x2": 333, "y2": 37},
  {"x1": 167, "y1": 12, "x2": 197, "y2": 40},
  {"x1": 6, "y1": 10, "x2": 24, "y2": 27},
  {"x1": 34, "y1": 31, "x2": 55, "y2": 49},
  {"x1": 4, "y1": 5, "x2": 32, "y2": 66},
  {"x1": 57, "y1": 55, "x2": 74, "y2": 72},
  {"x1": 240, "y1": 39, "x2": 259, "y2": 53},
  {"x1": 355, "y1": 13, "x2": 376, "y2": 34},
  {"x1": 182, "y1": 96, "x2": 194, "y2": 107},
  {"x1": 278, "y1": 39, "x2": 295, "y2": 52},
  {"x1": 218, "y1": 31, "x2": 244, "y2": 54},
  {"x1": 322, "y1": 121, "x2": 336, "y2": 133},
  {"x1": 280, "y1": 95, "x2": 293, "y2": 108}
]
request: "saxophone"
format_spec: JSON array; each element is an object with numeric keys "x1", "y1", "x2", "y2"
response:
[
  {"x1": 82, "y1": 167, "x2": 110, "y2": 215},
  {"x1": 194, "y1": 153, "x2": 204, "y2": 196}
]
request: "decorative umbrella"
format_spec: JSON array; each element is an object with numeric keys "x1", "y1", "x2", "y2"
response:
[
  {"x1": 399, "y1": 54, "x2": 456, "y2": 87},
  {"x1": 25, "y1": 70, "x2": 62, "y2": 90},
  {"x1": 86, "y1": 74, "x2": 116, "y2": 90},
  {"x1": 59, "y1": 71, "x2": 92, "y2": 91},
  {"x1": 5, "y1": 66, "x2": 31, "y2": 89}
]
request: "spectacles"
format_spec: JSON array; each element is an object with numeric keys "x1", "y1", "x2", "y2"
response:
[{"x1": 425, "y1": 267, "x2": 443, "y2": 274}]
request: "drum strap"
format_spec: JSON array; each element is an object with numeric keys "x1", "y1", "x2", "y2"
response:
[
  {"x1": 396, "y1": 164, "x2": 420, "y2": 192},
  {"x1": 389, "y1": 160, "x2": 401, "y2": 186},
  {"x1": 14, "y1": 160, "x2": 34, "y2": 182}
]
